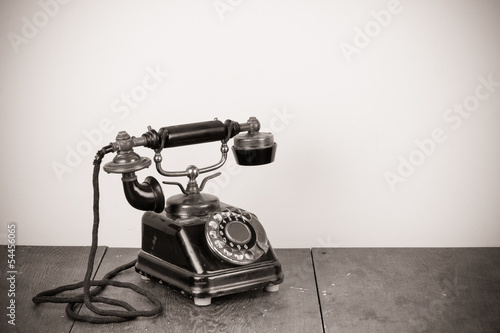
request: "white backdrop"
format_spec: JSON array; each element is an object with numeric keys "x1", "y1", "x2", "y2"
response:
[{"x1": 1, "y1": 0, "x2": 499, "y2": 248}]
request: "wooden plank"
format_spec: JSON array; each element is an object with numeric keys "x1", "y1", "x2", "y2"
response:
[
  {"x1": 71, "y1": 248, "x2": 323, "y2": 333},
  {"x1": 313, "y1": 248, "x2": 500, "y2": 333},
  {"x1": 0, "y1": 245, "x2": 107, "y2": 333}
]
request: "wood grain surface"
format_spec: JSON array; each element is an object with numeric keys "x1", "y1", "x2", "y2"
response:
[
  {"x1": 3, "y1": 246, "x2": 499, "y2": 332},
  {"x1": 312, "y1": 248, "x2": 500, "y2": 333},
  {"x1": 71, "y1": 247, "x2": 323, "y2": 333},
  {"x1": 0, "y1": 246, "x2": 107, "y2": 333}
]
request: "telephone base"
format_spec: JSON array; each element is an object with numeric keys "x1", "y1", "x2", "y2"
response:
[
  {"x1": 136, "y1": 248, "x2": 283, "y2": 305},
  {"x1": 135, "y1": 209, "x2": 284, "y2": 305}
]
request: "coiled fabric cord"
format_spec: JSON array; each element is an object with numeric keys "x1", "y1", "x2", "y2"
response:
[{"x1": 32, "y1": 146, "x2": 163, "y2": 324}]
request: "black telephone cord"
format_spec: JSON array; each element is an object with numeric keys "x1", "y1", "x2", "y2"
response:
[{"x1": 32, "y1": 146, "x2": 163, "y2": 324}]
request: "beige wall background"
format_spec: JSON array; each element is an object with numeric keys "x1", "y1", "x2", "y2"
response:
[{"x1": 1, "y1": 0, "x2": 499, "y2": 248}]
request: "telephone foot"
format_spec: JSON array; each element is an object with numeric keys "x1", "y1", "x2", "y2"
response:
[
  {"x1": 265, "y1": 284, "x2": 280, "y2": 292},
  {"x1": 194, "y1": 297, "x2": 211, "y2": 306}
]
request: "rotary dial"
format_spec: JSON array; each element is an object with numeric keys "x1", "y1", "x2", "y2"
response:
[{"x1": 205, "y1": 207, "x2": 268, "y2": 265}]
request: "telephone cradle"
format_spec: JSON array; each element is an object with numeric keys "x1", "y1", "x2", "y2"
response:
[{"x1": 101, "y1": 117, "x2": 284, "y2": 306}]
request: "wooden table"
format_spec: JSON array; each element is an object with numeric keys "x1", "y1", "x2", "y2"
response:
[{"x1": 1, "y1": 246, "x2": 499, "y2": 332}]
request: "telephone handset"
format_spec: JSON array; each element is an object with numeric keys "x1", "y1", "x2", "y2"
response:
[{"x1": 101, "y1": 117, "x2": 283, "y2": 306}]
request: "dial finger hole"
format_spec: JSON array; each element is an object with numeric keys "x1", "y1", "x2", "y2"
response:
[
  {"x1": 244, "y1": 251, "x2": 254, "y2": 260},
  {"x1": 234, "y1": 251, "x2": 244, "y2": 260}
]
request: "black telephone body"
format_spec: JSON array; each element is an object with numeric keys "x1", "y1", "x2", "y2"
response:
[{"x1": 103, "y1": 117, "x2": 283, "y2": 306}]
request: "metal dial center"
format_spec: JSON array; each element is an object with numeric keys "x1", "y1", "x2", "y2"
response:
[{"x1": 225, "y1": 221, "x2": 252, "y2": 245}]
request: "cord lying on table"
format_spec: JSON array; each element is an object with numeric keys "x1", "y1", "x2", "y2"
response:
[{"x1": 32, "y1": 146, "x2": 163, "y2": 324}]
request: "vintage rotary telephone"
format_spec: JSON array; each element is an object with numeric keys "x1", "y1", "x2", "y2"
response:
[
  {"x1": 33, "y1": 117, "x2": 283, "y2": 323},
  {"x1": 102, "y1": 116, "x2": 283, "y2": 306}
]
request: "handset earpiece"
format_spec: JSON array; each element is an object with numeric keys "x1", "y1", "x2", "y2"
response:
[{"x1": 232, "y1": 131, "x2": 277, "y2": 166}]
